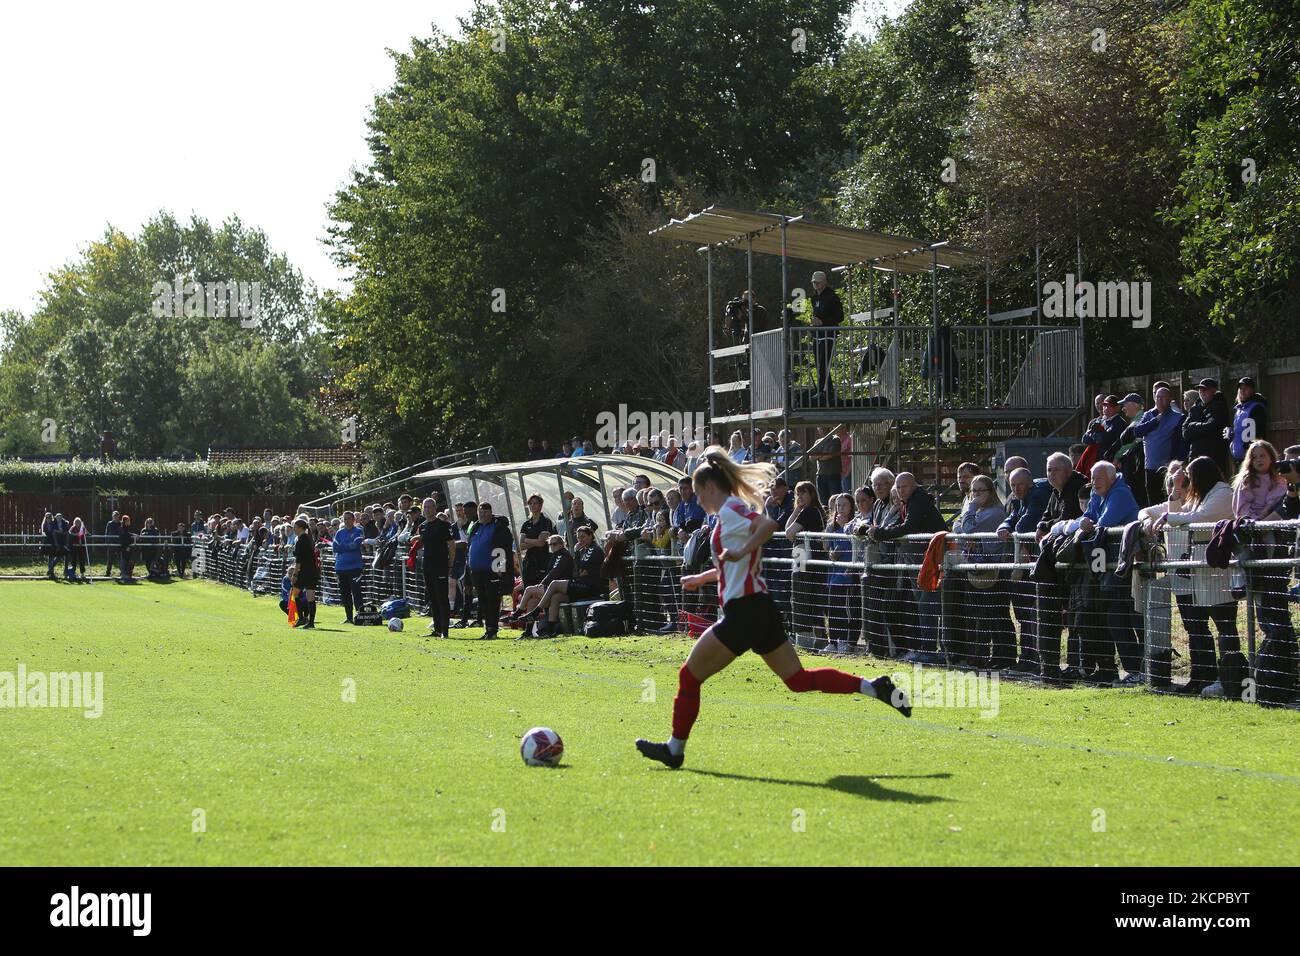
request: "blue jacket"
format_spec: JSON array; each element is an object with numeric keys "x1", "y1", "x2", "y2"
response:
[
  {"x1": 1129, "y1": 406, "x2": 1184, "y2": 470},
  {"x1": 332, "y1": 526, "x2": 366, "y2": 573},
  {"x1": 1231, "y1": 395, "x2": 1268, "y2": 460},
  {"x1": 998, "y1": 478, "x2": 1052, "y2": 533},
  {"x1": 1082, "y1": 473, "x2": 1140, "y2": 529},
  {"x1": 468, "y1": 518, "x2": 514, "y2": 573},
  {"x1": 674, "y1": 494, "x2": 706, "y2": 533}
]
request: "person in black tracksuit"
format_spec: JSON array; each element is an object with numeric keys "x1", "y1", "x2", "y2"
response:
[
  {"x1": 292, "y1": 518, "x2": 319, "y2": 629},
  {"x1": 518, "y1": 495, "x2": 556, "y2": 590},
  {"x1": 419, "y1": 498, "x2": 455, "y2": 638}
]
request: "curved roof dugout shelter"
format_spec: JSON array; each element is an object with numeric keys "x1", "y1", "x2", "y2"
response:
[
  {"x1": 650, "y1": 205, "x2": 1083, "y2": 442},
  {"x1": 406, "y1": 455, "x2": 687, "y2": 537}
]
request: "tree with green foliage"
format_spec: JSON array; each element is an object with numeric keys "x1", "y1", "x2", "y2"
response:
[
  {"x1": 1164, "y1": 0, "x2": 1300, "y2": 355},
  {"x1": 0, "y1": 214, "x2": 334, "y2": 458},
  {"x1": 326, "y1": 0, "x2": 854, "y2": 467}
]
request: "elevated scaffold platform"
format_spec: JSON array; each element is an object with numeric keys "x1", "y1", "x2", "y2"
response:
[{"x1": 650, "y1": 206, "x2": 1086, "y2": 491}]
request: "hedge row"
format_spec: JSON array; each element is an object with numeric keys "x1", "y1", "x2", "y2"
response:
[{"x1": 0, "y1": 457, "x2": 351, "y2": 497}]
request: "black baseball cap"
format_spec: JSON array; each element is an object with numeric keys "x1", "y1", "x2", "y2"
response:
[
  {"x1": 1121, "y1": 392, "x2": 1143, "y2": 406},
  {"x1": 1238, "y1": 376, "x2": 1257, "y2": 388},
  {"x1": 1197, "y1": 377, "x2": 1218, "y2": 390}
]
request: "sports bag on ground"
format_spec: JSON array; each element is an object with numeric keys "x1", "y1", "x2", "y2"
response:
[
  {"x1": 582, "y1": 600, "x2": 628, "y2": 637},
  {"x1": 353, "y1": 603, "x2": 383, "y2": 626},
  {"x1": 380, "y1": 597, "x2": 411, "y2": 619}
]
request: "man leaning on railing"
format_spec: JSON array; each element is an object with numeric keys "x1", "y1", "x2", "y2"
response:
[
  {"x1": 865, "y1": 472, "x2": 946, "y2": 664},
  {"x1": 1077, "y1": 462, "x2": 1143, "y2": 686},
  {"x1": 1034, "y1": 453, "x2": 1089, "y2": 683}
]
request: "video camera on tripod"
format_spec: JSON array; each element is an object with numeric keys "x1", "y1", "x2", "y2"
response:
[
  {"x1": 724, "y1": 295, "x2": 749, "y2": 342},
  {"x1": 723, "y1": 292, "x2": 767, "y2": 343}
]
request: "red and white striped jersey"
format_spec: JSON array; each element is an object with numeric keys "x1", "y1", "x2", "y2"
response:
[{"x1": 711, "y1": 495, "x2": 768, "y2": 607}]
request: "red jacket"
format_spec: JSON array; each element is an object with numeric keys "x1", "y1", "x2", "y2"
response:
[{"x1": 917, "y1": 531, "x2": 953, "y2": 592}]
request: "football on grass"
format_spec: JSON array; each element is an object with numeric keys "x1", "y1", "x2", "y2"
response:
[
  {"x1": 387, "y1": 618, "x2": 403, "y2": 632},
  {"x1": 520, "y1": 727, "x2": 564, "y2": 767}
]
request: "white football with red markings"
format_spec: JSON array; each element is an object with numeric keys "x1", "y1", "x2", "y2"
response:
[{"x1": 520, "y1": 726, "x2": 564, "y2": 767}]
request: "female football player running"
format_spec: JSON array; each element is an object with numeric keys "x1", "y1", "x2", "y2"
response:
[{"x1": 636, "y1": 448, "x2": 910, "y2": 769}]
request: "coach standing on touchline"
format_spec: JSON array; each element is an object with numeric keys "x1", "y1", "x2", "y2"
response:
[
  {"x1": 419, "y1": 497, "x2": 455, "y2": 638},
  {"x1": 466, "y1": 502, "x2": 514, "y2": 640}
]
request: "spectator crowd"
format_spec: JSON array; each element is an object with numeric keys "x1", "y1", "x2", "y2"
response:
[{"x1": 22, "y1": 373, "x2": 1298, "y2": 706}]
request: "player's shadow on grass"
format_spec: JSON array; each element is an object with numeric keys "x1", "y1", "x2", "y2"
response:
[{"x1": 684, "y1": 769, "x2": 953, "y2": 804}]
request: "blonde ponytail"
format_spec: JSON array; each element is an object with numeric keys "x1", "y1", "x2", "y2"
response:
[{"x1": 691, "y1": 445, "x2": 775, "y2": 511}]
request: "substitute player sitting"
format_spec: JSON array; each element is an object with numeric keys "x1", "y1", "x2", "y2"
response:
[
  {"x1": 636, "y1": 447, "x2": 910, "y2": 770},
  {"x1": 517, "y1": 525, "x2": 604, "y2": 636},
  {"x1": 506, "y1": 534, "x2": 571, "y2": 627}
]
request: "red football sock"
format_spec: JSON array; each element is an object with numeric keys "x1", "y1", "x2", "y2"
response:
[
  {"x1": 671, "y1": 663, "x2": 703, "y2": 740},
  {"x1": 783, "y1": 667, "x2": 861, "y2": 694}
]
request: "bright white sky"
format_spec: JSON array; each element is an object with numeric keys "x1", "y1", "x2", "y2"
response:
[{"x1": 0, "y1": 0, "x2": 908, "y2": 316}]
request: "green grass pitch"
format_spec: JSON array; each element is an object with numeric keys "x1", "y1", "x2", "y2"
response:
[{"x1": 2, "y1": 578, "x2": 1298, "y2": 866}]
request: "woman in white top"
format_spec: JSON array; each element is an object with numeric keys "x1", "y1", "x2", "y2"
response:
[
  {"x1": 1137, "y1": 460, "x2": 1186, "y2": 533},
  {"x1": 634, "y1": 448, "x2": 910, "y2": 770},
  {"x1": 1152, "y1": 456, "x2": 1240, "y2": 696}
]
